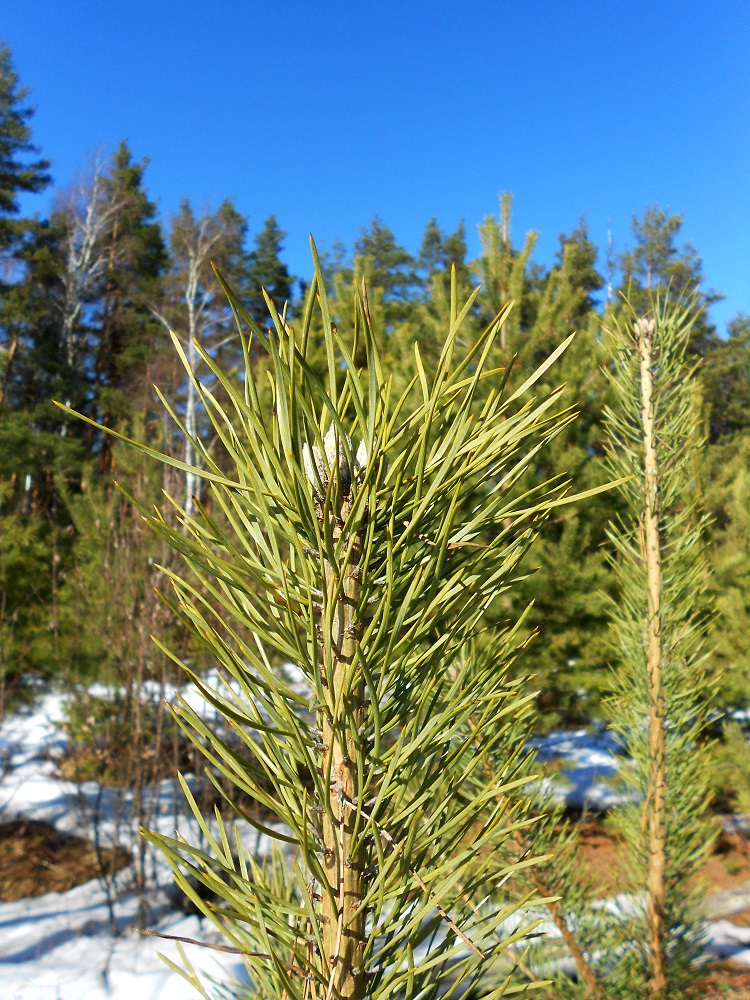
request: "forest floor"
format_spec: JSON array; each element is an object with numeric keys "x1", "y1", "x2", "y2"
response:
[{"x1": 2, "y1": 693, "x2": 750, "y2": 998}]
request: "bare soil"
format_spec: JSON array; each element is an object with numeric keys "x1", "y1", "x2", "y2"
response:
[
  {"x1": 0, "y1": 819, "x2": 131, "y2": 901},
  {"x1": 577, "y1": 816, "x2": 750, "y2": 905},
  {"x1": 689, "y1": 962, "x2": 750, "y2": 998}
]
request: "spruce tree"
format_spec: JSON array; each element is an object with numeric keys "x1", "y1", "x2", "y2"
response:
[
  {"x1": 246, "y1": 214, "x2": 294, "y2": 326},
  {"x1": 0, "y1": 39, "x2": 52, "y2": 408},
  {"x1": 0, "y1": 42, "x2": 50, "y2": 256},
  {"x1": 93, "y1": 140, "x2": 167, "y2": 467}
]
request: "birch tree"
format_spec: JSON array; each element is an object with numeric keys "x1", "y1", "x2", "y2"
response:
[
  {"x1": 54, "y1": 155, "x2": 120, "y2": 372},
  {"x1": 154, "y1": 198, "x2": 248, "y2": 514}
]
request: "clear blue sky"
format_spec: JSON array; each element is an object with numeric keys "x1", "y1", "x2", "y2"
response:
[{"x1": 5, "y1": 1, "x2": 749, "y2": 332}]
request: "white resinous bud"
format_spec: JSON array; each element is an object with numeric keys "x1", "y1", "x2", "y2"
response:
[
  {"x1": 635, "y1": 316, "x2": 656, "y2": 338},
  {"x1": 302, "y1": 426, "x2": 357, "y2": 496},
  {"x1": 302, "y1": 429, "x2": 384, "y2": 495},
  {"x1": 323, "y1": 425, "x2": 352, "y2": 495},
  {"x1": 302, "y1": 440, "x2": 327, "y2": 493}
]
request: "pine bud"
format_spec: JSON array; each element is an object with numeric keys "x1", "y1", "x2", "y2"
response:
[
  {"x1": 635, "y1": 316, "x2": 656, "y2": 339},
  {"x1": 323, "y1": 426, "x2": 352, "y2": 495},
  {"x1": 302, "y1": 426, "x2": 356, "y2": 496},
  {"x1": 302, "y1": 441, "x2": 327, "y2": 493}
]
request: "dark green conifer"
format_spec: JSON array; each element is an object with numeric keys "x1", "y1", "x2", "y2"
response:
[{"x1": 246, "y1": 214, "x2": 294, "y2": 326}]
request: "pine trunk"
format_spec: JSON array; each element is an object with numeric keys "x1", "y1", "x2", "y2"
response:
[
  {"x1": 638, "y1": 317, "x2": 667, "y2": 996},
  {"x1": 320, "y1": 507, "x2": 366, "y2": 999}
]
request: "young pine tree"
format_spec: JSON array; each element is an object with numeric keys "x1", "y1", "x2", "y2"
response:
[
  {"x1": 602, "y1": 294, "x2": 714, "y2": 997},
  {"x1": 65, "y1": 246, "x2": 614, "y2": 999}
]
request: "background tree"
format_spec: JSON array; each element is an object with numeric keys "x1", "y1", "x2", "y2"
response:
[
  {"x1": 702, "y1": 312, "x2": 750, "y2": 442},
  {"x1": 153, "y1": 197, "x2": 249, "y2": 513},
  {"x1": 245, "y1": 214, "x2": 294, "y2": 326},
  {"x1": 602, "y1": 295, "x2": 713, "y2": 997},
  {"x1": 93, "y1": 141, "x2": 167, "y2": 470},
  {"x1": 417, "y1": 216, "x2": 470, "y2": 293},
  {"x1": 620, "y1": 205, "x2": 720, "y2": 355},
  {"x1": 0, "y1": 41, "x2": 50, "y2": 261},
  {"x1": 472, "y1": 192, "x2": 539, "y2": 349},
  {"x1": 353, "y1": 215, "x2": 419, "y2": 325}
]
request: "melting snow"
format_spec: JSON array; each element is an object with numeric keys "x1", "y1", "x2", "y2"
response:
[{"x1": 0, "y1": 691, "x2": 748, "y2": 998}]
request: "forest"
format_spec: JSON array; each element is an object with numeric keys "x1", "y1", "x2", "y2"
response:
[
  {"x1": 3, "y1": 35, "x2": 750, "y2": 1000},
  {"x1": 2, "y1": 46, "x2": 748, "y2": 726}
]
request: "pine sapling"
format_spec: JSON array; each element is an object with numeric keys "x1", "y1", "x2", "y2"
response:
[
  {"x1": 59, "y1": 246, "x2": 616, "y2": 999},
  {"x1": 603, "y1": 293, "x2": 714, "y2": 998}
]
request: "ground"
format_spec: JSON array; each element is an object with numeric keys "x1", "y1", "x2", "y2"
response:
[{"x1": 3, "y1": 697, "x2": 750, "y2": 998}]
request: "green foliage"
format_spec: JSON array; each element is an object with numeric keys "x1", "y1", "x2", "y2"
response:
[
  {"x1": 705, "y1": 434, "x2": 750, "y2": 705},
  {"x1": 93, "y1": 141, "x2": 168, "y2": 422},
  {"x1": 715, "y1": 721, "x2": 750, "y2": 821},
  {"x1": 0, "y1": 41, "x2": 51, "y2": 255},
  {"x1": 702, "y1": 313, "x2": 750, "y2": 442},
  {"x1": 619, "y1": 205, "x2": 720, "y2": 355},
  {"x1": 353, "y1": 216, "x2": 420, "y2": 325},
  {"x1": 418, "y1": 217, "x2": 470, "y2": 293},
  {"x1": 245, "y1": 215, "x2": 294, "y2": 326},
  {"x1": 473, "y1": 192, "x2": 539, "y2": 346},
  {"x1": 67, "y1": 246, "x2": 617, "y2": 998},
  {"x1": 601, "y1": 293, "x2": 714, "y2": 996},
  {"x1": 0, "y1": 505, "x2": 62, "y2": 706}
]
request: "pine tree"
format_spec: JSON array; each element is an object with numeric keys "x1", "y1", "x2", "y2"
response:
[
  {"x1": 705, "y1": 433, "x2": 750, "y2": 707},
  {"x1": 515, "y1": 294, "x2": 718, "y2": 999},
  {"x1": 66, "y1": 246, "x2": 614, "y2": 998},
  {"x1": 620, "y1": 206, "x2": 720, "y2": 356},
  {"x1": 472, "y1": 192, "x2": 539, "y2": 350},
  {"x1": 702, "y1": 312, "x2": 750, "y2": 442},
  {"x1": 602, "y1": 293, "x2": 714, "y2": 997},
  {"x1": 417, "y1": 217, "x2": 470, "y2": 293},
  {"x1": 353, "y1": 215, "x2": 420, "y2": 325},
  {"x1": 472, "y1": 206, "x2": 616, "y2": 720},
  {"x1": 543, "y1": 219, "x2": 604, "y2": 334}
]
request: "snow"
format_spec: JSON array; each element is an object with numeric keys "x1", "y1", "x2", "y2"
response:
[
  {"x1": 0, "y1": 890, "x2": 246, "y2": 1000},
  {"x1": 0, "y1": 688, "x2": 251, "y2": 999},
  {"x1": 1, "y1": 691, "x2": 749, "y2": 998},
  {"x1": 534, "y1": 725, "x2": 631, "y2": 810},
  {"x1": 703, "y1": 920, "x2": 750, "y2": 965}
]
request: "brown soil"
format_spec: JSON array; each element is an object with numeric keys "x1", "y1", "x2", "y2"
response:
[
  {"x1": 0, "y1": 819, "x2": 131, "y2": 901},
  {"x1": 577, "y1": 817, "x2": 750, "y2": 900},
  {"x1": 689, "y1": 962, "x2": 750, "y2": 998}
]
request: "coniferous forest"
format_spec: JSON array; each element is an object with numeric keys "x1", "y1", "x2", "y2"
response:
[{"x1": 3, "y1": 36, "x2": 750, "y2": 999}]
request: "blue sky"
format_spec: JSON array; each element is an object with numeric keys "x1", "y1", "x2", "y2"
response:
[{"x1": 5, "y1": 1, "x2": 749, "y2": 332}]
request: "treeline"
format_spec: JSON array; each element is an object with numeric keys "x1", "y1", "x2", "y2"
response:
[{"x1": 1, "y1": 40, "x2": 749, "y2": 721}]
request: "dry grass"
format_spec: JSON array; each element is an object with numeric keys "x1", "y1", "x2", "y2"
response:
[{"x1": 0, "y1": 819, "x2": 131, "y2": 901}]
